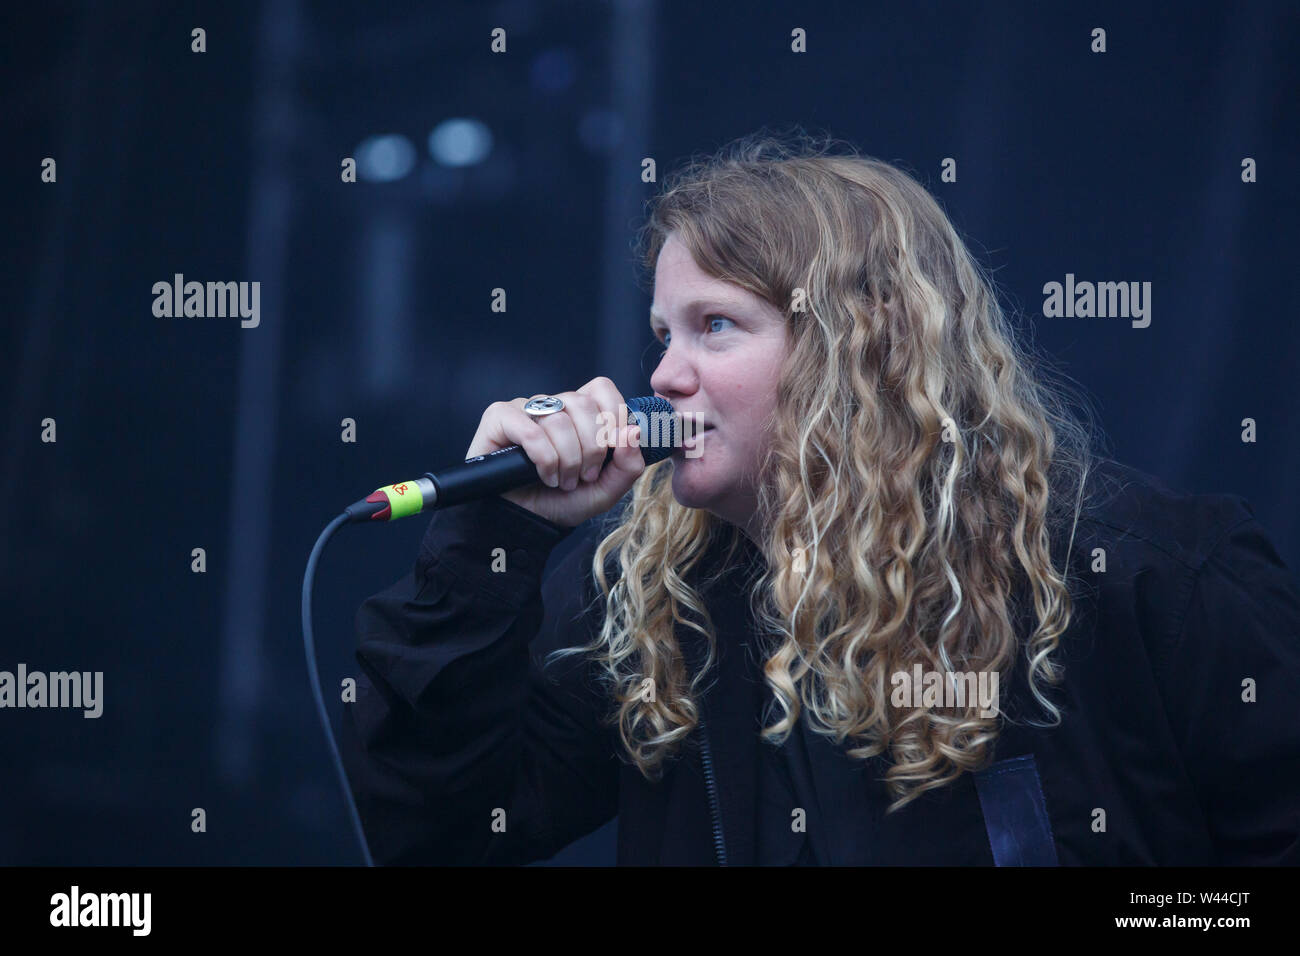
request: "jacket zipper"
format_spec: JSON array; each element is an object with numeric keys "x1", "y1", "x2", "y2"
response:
[{"x1": 697, "y1": 714, "x2": 728, "y2": 866}]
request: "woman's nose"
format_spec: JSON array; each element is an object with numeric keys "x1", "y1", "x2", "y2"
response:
[{"x1": 650, "y1": 345, "x2": 697, "y2": 396}]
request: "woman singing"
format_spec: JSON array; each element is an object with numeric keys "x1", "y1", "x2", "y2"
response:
[{"x1": 340, "y1": 131, "x2": 1300, "y2": 865}]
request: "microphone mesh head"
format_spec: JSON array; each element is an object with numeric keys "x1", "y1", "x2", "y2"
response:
[{"x1": 625, "y1": 395, "x2": 679, "y2": 465}]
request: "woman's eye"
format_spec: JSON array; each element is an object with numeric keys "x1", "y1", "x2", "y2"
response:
[{"x1": 655, "y1": 317, "x2": 728, "y2": 357}]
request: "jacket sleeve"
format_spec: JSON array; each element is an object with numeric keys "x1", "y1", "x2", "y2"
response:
[
  {"x1": 339, "y1": 494, "x2": 621, "y2": 865},
  {"x1": 1158, "y1": 500, "x2": 1300, "y2": 865}
]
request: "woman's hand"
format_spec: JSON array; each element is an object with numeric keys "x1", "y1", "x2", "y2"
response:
[{"x1": 464, "y1": 376, "x2": 646, "y2": 528}]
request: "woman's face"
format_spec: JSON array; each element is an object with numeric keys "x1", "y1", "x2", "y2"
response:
[{"x1": 649, "y1": 233, "x2": 791, "y2": 539}]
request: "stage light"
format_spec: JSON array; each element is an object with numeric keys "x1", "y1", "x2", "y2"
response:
[
  {"x1": 427, "y1": 118, "x2": 493, "y2": 167},
  {"x1": 355, "y1": 134, "x2": 417, "y2": 182}
]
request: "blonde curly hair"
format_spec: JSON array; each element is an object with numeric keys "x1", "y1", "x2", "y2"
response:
[{"x1": 548, "y1": 129, "x2": 1099, "y2": 812}]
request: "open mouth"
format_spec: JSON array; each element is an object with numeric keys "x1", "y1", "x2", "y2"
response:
[{"x1": 679, "y1": 425, "x2": 713, "y2": 453}]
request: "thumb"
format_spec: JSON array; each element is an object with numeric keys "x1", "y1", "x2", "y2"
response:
[{"x1": 599, "y1": 425, "x2": 644, "y2": 488}]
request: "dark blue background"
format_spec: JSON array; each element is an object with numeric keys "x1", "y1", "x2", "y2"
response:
[{"x1": 2, "y1": 0, "x2": 1296, "y2": 864}]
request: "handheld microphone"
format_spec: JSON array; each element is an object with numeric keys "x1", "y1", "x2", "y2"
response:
[{"x1": 346, "y1": 395, "x2": 680, "y2": 522}]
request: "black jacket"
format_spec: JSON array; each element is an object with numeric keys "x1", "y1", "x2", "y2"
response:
[{"x1": 339, "y1": 459, "x2": 1300, "y2": 865}]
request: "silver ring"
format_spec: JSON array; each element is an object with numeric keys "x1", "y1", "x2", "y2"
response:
[{"x1": 523, "y1": 395, "x2": 566, "y2": 418}]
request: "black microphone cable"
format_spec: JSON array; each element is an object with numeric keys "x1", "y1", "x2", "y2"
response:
[
  {"x1": 302, "y1": 512, "x2": 374, "y2": 866},
  {"x1": 303, "y1": 396, "x2": 682, "y2": 865}
]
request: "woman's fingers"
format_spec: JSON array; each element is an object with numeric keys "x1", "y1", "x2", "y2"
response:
[
  {"x1": 550, "y1": 391, "x2": 606, "y2": 487},
  {"x1": 498, "y1": 401, "x2": 560, "y2": 486},
  {"x1": 469, "y1": 380, "x2": 651, "y2": 526},
  {"x1": 576, "y1": 376, "x2": 629, "y2": 480}
]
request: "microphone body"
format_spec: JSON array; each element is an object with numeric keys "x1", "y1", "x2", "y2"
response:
[{"x1": 347, "y1": 395, "x2": 679, "y2": 523}]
